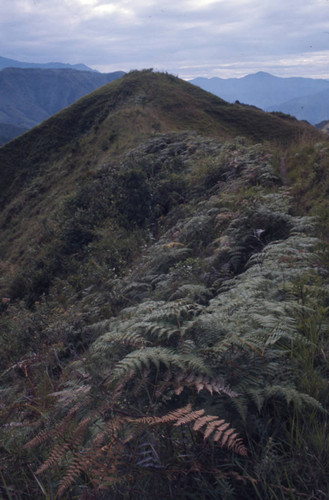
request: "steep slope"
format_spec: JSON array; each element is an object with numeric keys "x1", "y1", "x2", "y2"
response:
[
  {"x1": 0, "y1": 67, "x2": 125, "y2": 132},
  {"x1": 0, "y1": 55, "x2": 96, "y2": 71},
  {"x1": 0, "y1": 70, "x2": 321, "y2": 287}
]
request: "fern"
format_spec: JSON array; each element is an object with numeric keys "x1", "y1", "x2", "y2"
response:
[
  {"x1": 36, "y1": 441, "x2": 72, "y2": 475},
  {"x1": 263, "y1": 385, "x2": 325, "y2": 412},
  {"x1": 5, "y1": 140, "x2": 329, "y2": 499},
  {"x1": 111, "y1": 347, "x2": 210, "y2": 381},
  {"x1": 129, "y1": 405, "x2": 247, "y2": 456},
  {"x1": 161, "y1": 369, "x2": 238, "y2": 397}
]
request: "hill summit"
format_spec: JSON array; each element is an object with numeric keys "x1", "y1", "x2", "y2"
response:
[
  {"x1": 0, "y1": 69, "x2": 319, "y2": 202},
  {"x1": 0, "y1": 69, "x2": 322, "y2": 297}
]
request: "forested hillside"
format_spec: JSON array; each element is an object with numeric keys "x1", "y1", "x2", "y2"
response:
[
  {"x1": 0, "y1": 67, "x2": 124, "y2": 143},
  {"x1": 1, "y1": 70, "x2": 329, "y2": 499}
]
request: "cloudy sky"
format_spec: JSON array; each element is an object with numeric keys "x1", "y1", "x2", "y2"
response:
[{"x1": 1, "y1": 0, "x2": 329, "y2": 79}]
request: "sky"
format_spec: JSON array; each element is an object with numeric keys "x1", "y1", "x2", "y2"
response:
[{"x1": 1, "y1": 0, "x2": 329, "y2": 79}]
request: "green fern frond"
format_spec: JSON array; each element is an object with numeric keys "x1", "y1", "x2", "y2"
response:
[
  {"x1": 98, "y1": 330, "x2": 149, "y2": 348},
  {"x1": 111, "y1": 347, "x2": 211, "y2": 381},
  {"x1": 264, "y1": 385, "x2": 325, "y2": 412}
]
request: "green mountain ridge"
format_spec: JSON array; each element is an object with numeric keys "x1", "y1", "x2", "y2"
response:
[{"x1": 1, "y1": 70, "x2": 329, "y2": 499}]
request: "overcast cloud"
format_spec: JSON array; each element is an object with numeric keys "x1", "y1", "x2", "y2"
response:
[{"x1": 1, "y1": 0, "x2": 329, "y2": 79}]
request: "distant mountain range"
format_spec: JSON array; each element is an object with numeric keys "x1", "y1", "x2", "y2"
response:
[
  {"x1": 0, "y1": 122, "x2": 28, "y2": 145},
  {"x1": 189, "y1": 72, "x2": 329, "y2": 125},
  {"x1": 0, "y1": 67, "x2": 125, "y2": 145},
  {"x1": 0, "y1": 55, "x2": 97, "y2": 72},
  {"x1": 266, "y1": 87, "x2": 329, "y2": 125}
]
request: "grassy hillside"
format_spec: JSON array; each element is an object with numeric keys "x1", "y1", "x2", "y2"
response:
[
  {"x1": 0, "y1": 71, "x2": 322, "y2": 297},
  {"x1": 0, "y1": 70, "x2": 329, "y2": 499},
  {"x1": 0, "y1": 70, "x2": 320, "y2": 205}
]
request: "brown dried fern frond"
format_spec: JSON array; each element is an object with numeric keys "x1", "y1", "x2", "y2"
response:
[
  {"x1": 127, "y1": 404, "x2": 247, "y2": 456},
  {"x1": 104, "y1": 415, "x2": 127, "y2": 438},
  {"x1": 163, "y1": 370, "x2": 239, "y2": 398},
  {"x1": 192, "y1": 415, "x2": 220, "y2": 431},
  {"x1": 23, "y1": 428, "x2": 53, "y2": 449},
  {"x1": 174, "y1": 409, "x2": 206, "y2": 426},
  {"x1": 71, "y1": 416, "x2": 91, "y2": 447},
  {"x1": 203, "y1": 419, "x2": 225, "y2": 439},
  {"x1": 36, "y1": 441, "x2": 71, "y2": 474},
  {"x1": 24, "y1": 402, "x2": 83, "y2": 451},
  {"x1": 35, "y1": 416, "x2": 91, "y2": 476},
  {"x1": 57, "y1": 455, "x2": 90, "y2": 497},
  {"x1": 54, "y1": 402, "x2": 83, "y2": 437},
  {"x1": 174, "y1": 409, "x2": 247, "y2": 456},
  {"x1": 127, "y1": 404, "x2": 193, "y2": 426},
  {"x1": 57, "y1": 425, "x2": 126, "y2": 497}
]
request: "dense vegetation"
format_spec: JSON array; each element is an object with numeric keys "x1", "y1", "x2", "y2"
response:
[{"x1": 1, "y1": 70, "x2": 329, "y2": 499}]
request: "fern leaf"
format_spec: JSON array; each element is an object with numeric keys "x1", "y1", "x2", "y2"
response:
[
  {"x1": 57, "y1": 455, "x2": 89, "y2": 497},
  {"x1": 264, "y1": 385, "x2": 325, "y2": 412},
  {"x1": 128, "y1": 404, "x2": 193, "y2": 425},
  {"x1": 36, "y1": 441, "x2": 71, "y2": 475},
  {"x1": 174, "y1": 409, "x2": 206, "y2": 426},
  {"x1": 213, "y1": 423, "x2": 232, "y2": 442},
  {"x1": 193, "y1": 415, "x2": 220, "y2": 432},
  {"x1": 24, "y1": 428, "x2": 52, "y2": 449},
  {"x1": 203, "y1": 420, "x2": 221, "y2": 439}
]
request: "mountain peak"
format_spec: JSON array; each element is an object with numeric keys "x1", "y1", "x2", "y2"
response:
[{"x1": 243, "y1": 71, "x2": 275, "y2": 79}]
